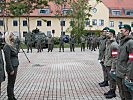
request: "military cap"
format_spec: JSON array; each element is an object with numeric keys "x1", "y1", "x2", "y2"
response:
[
  {"x1": 102, "y1": 27, "x2": 109, "y2": 31},
  {"x1": 107, "y1": 29, "x2": 115, "y2": 36},
  {"x1": 119, "y1": 24, "x2": 131, "y2": 31}
]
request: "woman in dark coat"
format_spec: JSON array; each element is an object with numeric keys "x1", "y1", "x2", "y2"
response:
[
  {"x1": 0, "y1": 45, "x2": 5, "y2": 95},
  {"x1": 3, "y1": 32, "x2": 19, "y2": 100}
]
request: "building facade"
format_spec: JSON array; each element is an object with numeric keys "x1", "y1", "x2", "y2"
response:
[{"x1": 0, "y1": 0, "x2": 133, "y2": 39}]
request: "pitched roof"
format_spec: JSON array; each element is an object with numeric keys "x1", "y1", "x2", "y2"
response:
[
  {"x1": 102, "y1": 0, "x2": 133, "y2": 18},
  {"x1": 102, "y1": 0, "x2": 133, "y2": 9}
]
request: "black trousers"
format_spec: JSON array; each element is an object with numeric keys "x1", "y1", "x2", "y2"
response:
[
  {"x1": 7, "y1": 67, "x2": 18, "y2": 98},
  {"x1": 116, "y1": 77, "x2": 132, "y2": 100}
]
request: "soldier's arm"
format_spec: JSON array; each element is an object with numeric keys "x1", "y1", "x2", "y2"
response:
[
  {"x1": 126, "y1": 40, "x2": 133, "y2": 80},
  {"x1": 111, "y1": 43, "x2": 119, "y2": 69}
]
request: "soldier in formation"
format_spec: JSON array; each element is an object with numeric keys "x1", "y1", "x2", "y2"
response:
[
  {"x1": 25, "y1": 32, "x2": 33, "y2": 53},
  {"x1": 86, "y1": 35, "x2": 92, "y2": 50},
  {"x1": 116, "y1": 24, "x2": 133, "y2": 100},
  {"x1": 103, "y1": 29, "x2": 119, "y2": 98},
  {"x1": 59, "y1": 35, "x2": 64, "y2": 52},
  {"x1": 98, "y1": 27, "x2": 110, "y2": 87},
  {"x1": 69, "y1": 35, "x2": 75, "y2": 52},
  {"x1": 36, "y1": 35, "x2": 42, "y2": 53},
  {"x1": 80, "y1": 35, "x2": 86, "y2": 52},
  {"x1": 48, "y1": 35, "x2": 54, "y2": 52}
]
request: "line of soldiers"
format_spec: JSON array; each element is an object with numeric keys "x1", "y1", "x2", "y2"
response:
[{"x1": 98, "y1": 25, "x2": 133, "y2": 99}]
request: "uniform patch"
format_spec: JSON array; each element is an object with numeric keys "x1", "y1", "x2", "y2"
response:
[
  {"x1": 129, "y1": 53, "x2": 133, "y2": 60},
  {"x1": 112, "y1": 50, "x2": 118, "y2": 57}
]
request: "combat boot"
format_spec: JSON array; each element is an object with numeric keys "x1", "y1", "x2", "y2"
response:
[
  {"x1": 105, "y1": 90, "x2": 116, "y2": 99},
  {"x1": 99, "y1": 81, "x2": 109, "y2": 87},
  {"x1": 104, "y1": 90, "x2": 112, "y2": 96},
  {"x1": 99, "y1": 81, "x2": 105, "y2": 85}
]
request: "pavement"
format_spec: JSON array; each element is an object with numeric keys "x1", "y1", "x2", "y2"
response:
[{"x1": 0, "y1": 48, "x2": 121, "y2": 100}]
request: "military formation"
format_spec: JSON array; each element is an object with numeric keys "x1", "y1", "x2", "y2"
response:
[
  {"x1": 98, "y1": 24, "x2": 133, "y2": 99},
  {"x1": 0, "y1": 24, "x2": 133, "y2": 100}
]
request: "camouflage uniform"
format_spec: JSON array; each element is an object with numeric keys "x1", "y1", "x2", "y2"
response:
[
  {"x1": 69, "y1": 36, "x2": 75, "y2": 52},
  {"x1": 59, "y1": 36, "x2": 64, "y2": 52},
  {"x1": 25, "y1": 32, "x2": 32, "y2": 53},
  {"x1": 104, "y1": 36, "x2": 119, "y2": 98},
  {"x1": 36, "y1": 35, "x2": 42, "y2": 52},
  {"x1": 116, "y1": 24, "x2": 133, "y2": 100},
  {"x1": 80, "y1": 36, "x2": 86, "y2": 52},
  {"x1": 48, "y1": 36, "x2": 54, "y2": 52}
]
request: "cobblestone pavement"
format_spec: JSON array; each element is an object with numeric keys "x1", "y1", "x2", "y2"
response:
[{"x1": 0, "y1": 48, "x2": 120, "y2": 100}]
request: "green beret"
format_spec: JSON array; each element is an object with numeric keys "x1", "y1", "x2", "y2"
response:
[
  {"x1": 119, "y1": 24, "x2": 131, "y2": 31},
  {"x1": 107, "y1": 29, "x2": 115, "y2": 35},
  {"x1": 103, "y1": 27, "x2": 109, "y2": 31}
]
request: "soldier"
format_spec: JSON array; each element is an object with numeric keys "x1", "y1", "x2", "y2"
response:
[
  {"x1": 14, "y1": 36, "x2": 20, "y2": 53},
  {"x1": 25, "y1": 32, "x2": 33, "y2": 53},
  {"x1": 116, "y1": 24, "x2": 133, "y2": 100},
  {"x1": 103, "y1": 29, "x2": 119, "y2": 98},
  {"x1": 80, "y1": 35, "x2": 86, "y2": 52},
  {"x1": 98, "y1": 27, "x2": 109, "y2": 87},
  {"x1": 3, "y1": 32, "x2": 19, "y2": 100},
  {"x1": 91, "y1": 35, "x2": 97, "y2": 51},
  {"x1": 86, "y1": 35, "x2": 92, "y2": 50},
  {"x1": 69, "y1": 35, "x2": 75, "y2": 52},
  {"x1": 48, "y1": 35, "x2": 54, "y2": 52},
  {"x1": 36, "y1": 35, "x2": 42, "y2": 52},
  {"x1": 59, "y1": 35, "x2": 64, "y2": 52},
  {"x1": 0, "y1": 36, "x2": 5, "y2": 95}
]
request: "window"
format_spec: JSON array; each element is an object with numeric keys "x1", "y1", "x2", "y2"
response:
[
  {"x1": 23, "y1": 20, "x2": 27, "y2": 26},
  {"x1": 92, "y1": 19, "x2": 97, "y2": 25},
  {"x1": 99, "y1": 19, "x2": 104, "y2": 26},
  {"x1": 39, "y1": 9, "x2": 50, "y2": 14},
  {"x1": 125, "y1": 10, "x2": 133, "y2": 16},
  {"x1": 60, "y1": 21, "x2": 65, "y2": 26},
  {"x1": 62, "y1": 8, "x2": 72, "y2": 15},
  {"x1": 47, "y1": 21, "x2": 51, "y2": 26},
  {"x1": 0, "y1": 20, "x2": 3, "y2": 26},
  {"x1": 119, "y1": 21, "x2": 123, "y2": 25},
  {"x1": 110, "y1": 21, "x2": 114, "y2": 27},
  {"x1": 112, "y1": 10, "x2": 121, "y2": 16},
  {"x1": 13, "y1": 20, "x2": 18, "y2": 26},
  {"x1": 131, "y1": 22, "x2": 133, "y2": 27},
  {"x1": 47, "y1": 31, "x2": 51, "y2": 36},
  {"x1": 85, "y1": 20, "x2": 90, "y2": 26},
  {"x1": 37, "y1": 20, "x2": 42, "y2": 26}
]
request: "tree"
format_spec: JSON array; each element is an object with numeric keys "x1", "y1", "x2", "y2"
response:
[
  {"x1": 0, "y1": 0, "x2": 10, "y2": 33},
  {"x1": 8, "y1": 0, "x2": 48, "y2": 39},
  {"x1": 52, "y1": 0, "x2": 101, "y2": 39}
]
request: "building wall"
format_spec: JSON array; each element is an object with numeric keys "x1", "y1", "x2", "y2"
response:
[
  {"x1": 85, "y1": 1, "x2": 109, "y2": 30},
  {"x1": 0, "y1": 17, "x2": 71, "y2": 39},
  {"x1": 109, "y1": 18, "x2": 133, "y2": 34}
]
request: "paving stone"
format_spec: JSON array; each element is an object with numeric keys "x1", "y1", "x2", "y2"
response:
[{"x1": 0, "y1": 48, "x2": 121, "y2": 100}]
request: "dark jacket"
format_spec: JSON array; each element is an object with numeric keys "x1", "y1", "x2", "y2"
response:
[
  {"x1": 104, "y1": 38, "x2": 119, "y2": 67},
  {"x1": 3, "y1": 44, "x2": 19, "y2": 74},
  {"x1": 116, "y1": 35, "x2": 133, "y2": 80},
  {"x1": 0, "y1": 49, "x2": 5, "y2": 83}
]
